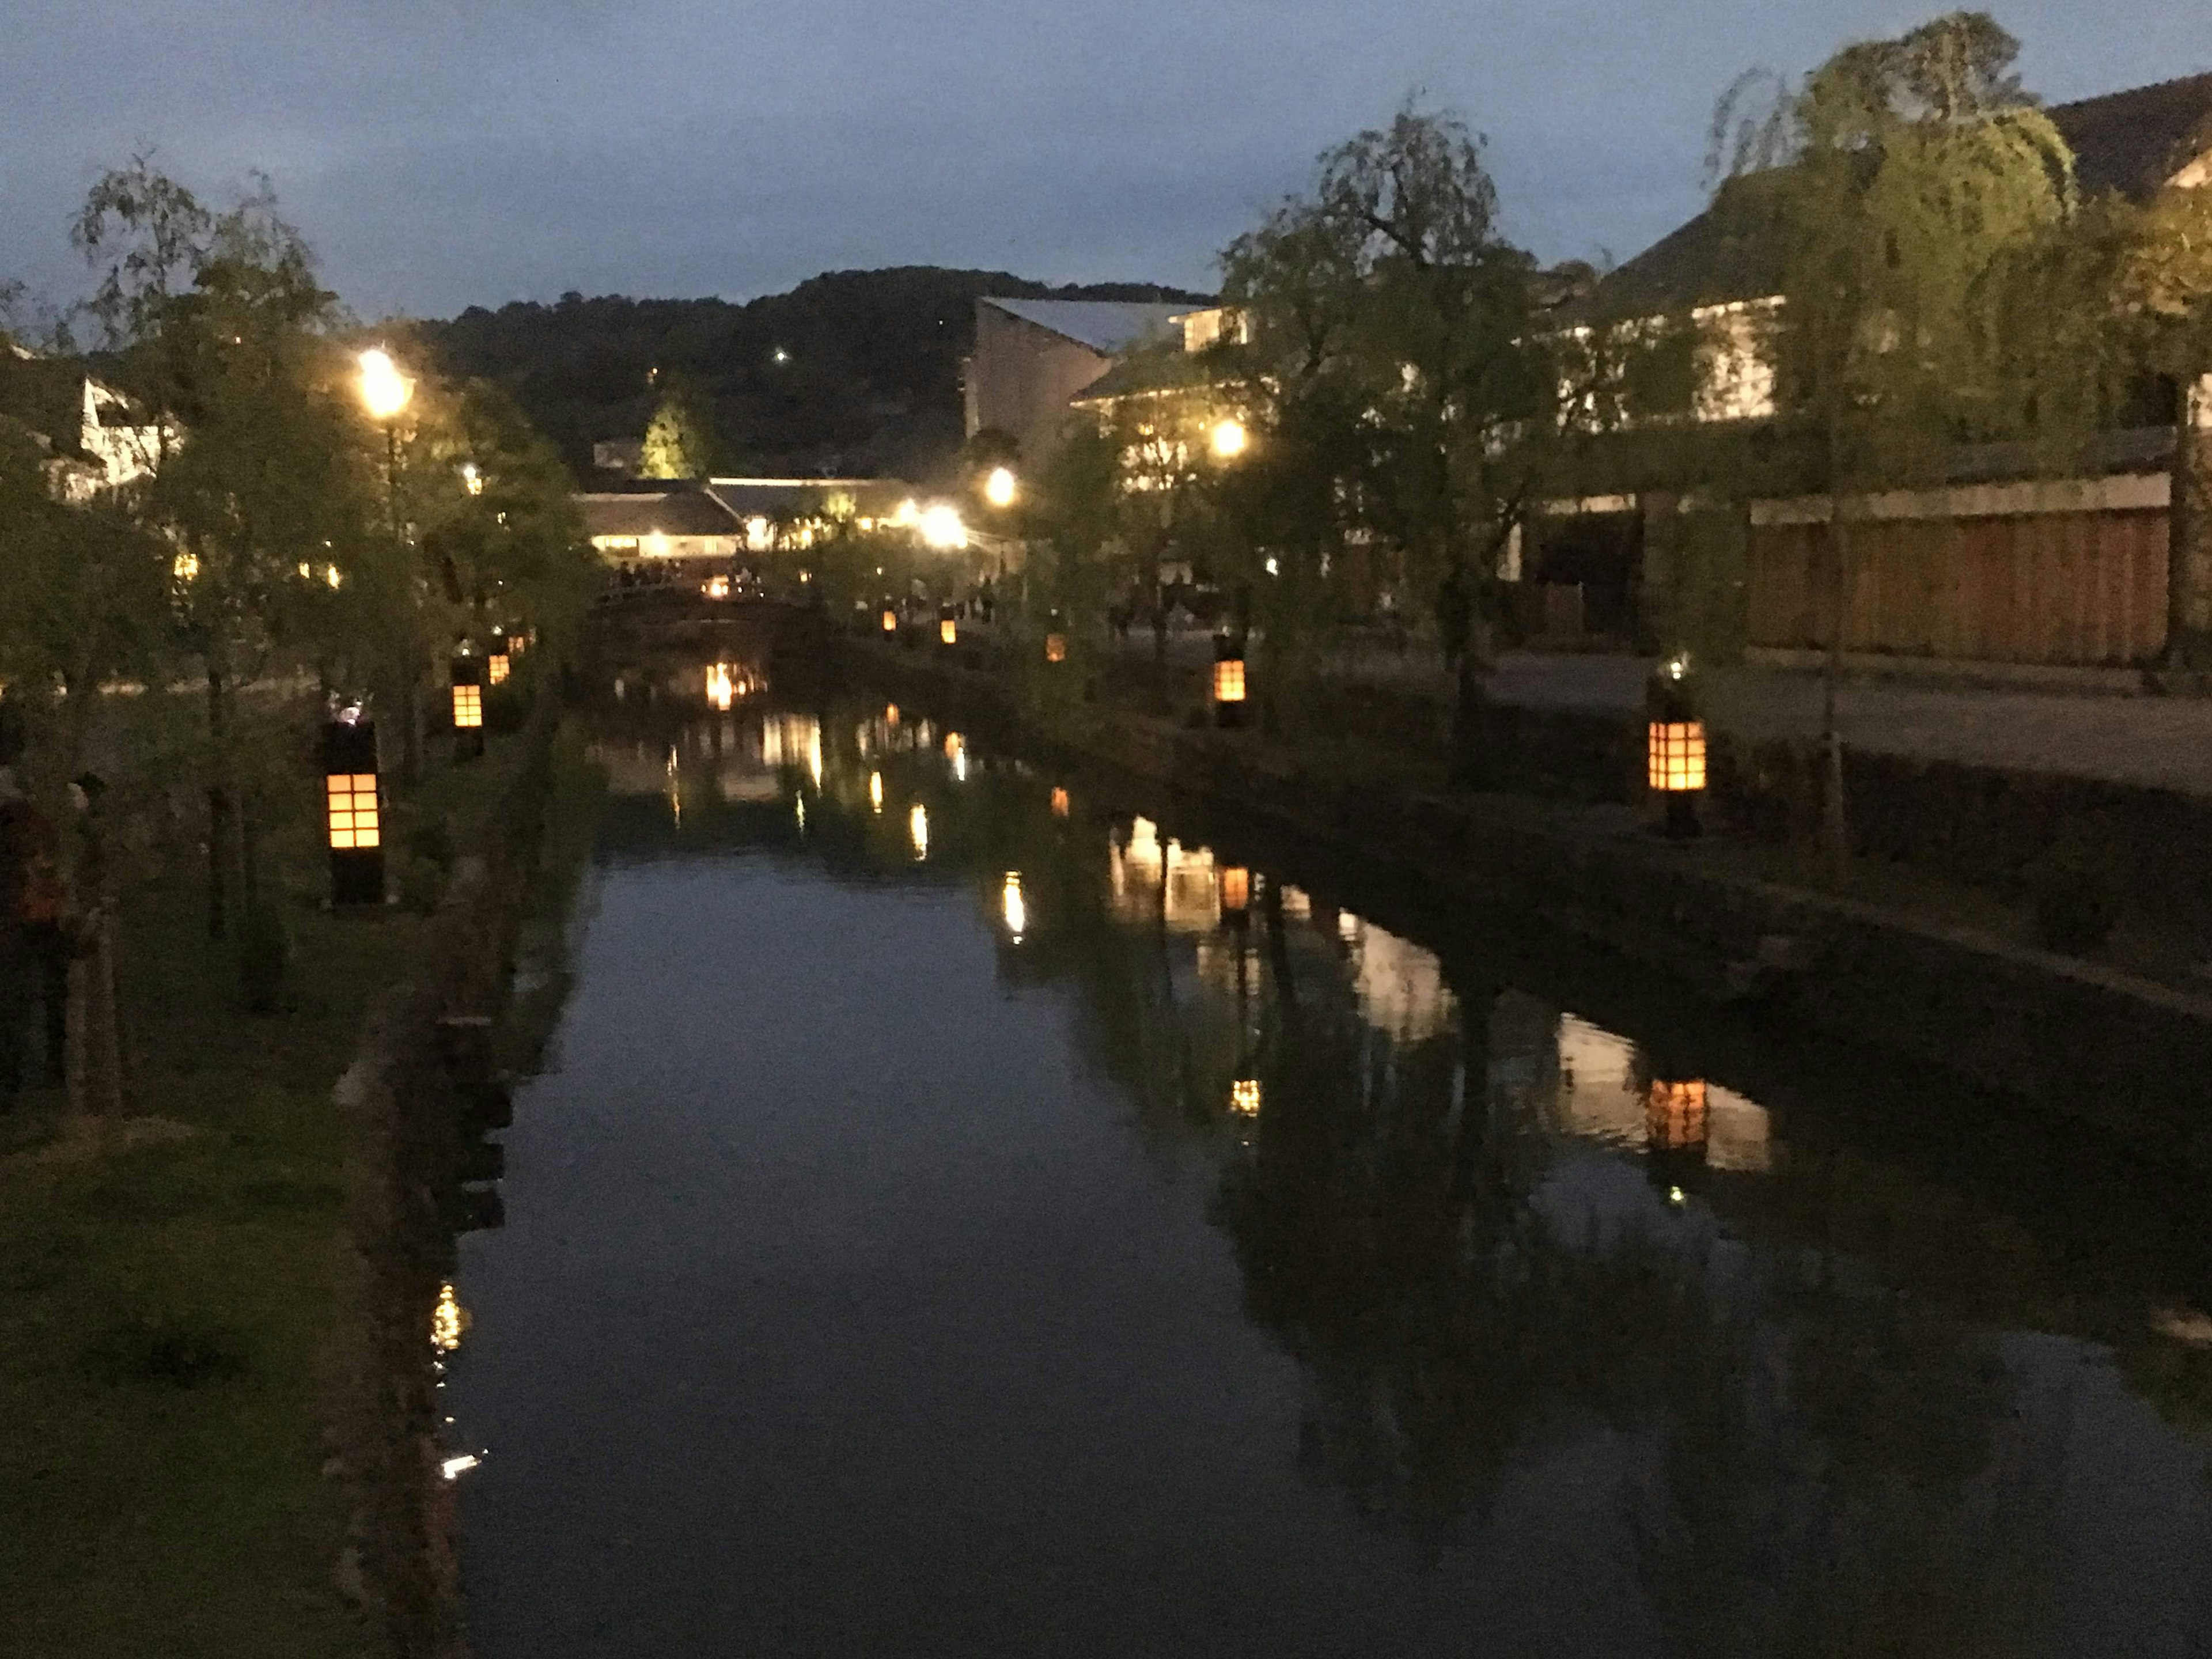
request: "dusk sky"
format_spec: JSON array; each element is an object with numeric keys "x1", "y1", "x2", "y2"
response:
[{"x1": 6, "y1": 1, "x2": 2206, "y2": 323}]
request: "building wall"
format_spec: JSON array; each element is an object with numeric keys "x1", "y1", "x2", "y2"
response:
[
  {"x1": 964, "y1": 303, "x2": 1112, "y2": 466},
  {"x1": 1747, "y1": 489, "x2": 2171, "y2": 665}
]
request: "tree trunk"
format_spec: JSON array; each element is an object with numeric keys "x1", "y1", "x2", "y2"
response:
[
  {"x1": 1821, "y1": 501, "x2": 1851, "y2": 892},
  {"x1": 2166, "y1": 388, "x2": 2212, "y2": 669},
  {"x1": 205, "y1": 665, "x2": 233, "y2": 940}
]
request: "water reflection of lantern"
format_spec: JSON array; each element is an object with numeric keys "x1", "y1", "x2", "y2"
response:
[
  {"x1": 1229, "y1": 1078, "x2": 1262, "y2": 1116},
  {"x1": 1646, "y1": 1079, "x2": 1710, "y2": 1152},
  {"x1": 487, "y1": 627, "x2": 510, "y2": 685},
  {"x1": 1001, "y1": 872, "x2": 1027, "y2": 941},
  {"x1": 1218, "y1": 865, "x2": 1250, "y2": 916},
  {"x1": 1044, "y1": 609, "x2": 1067, "y2": 665},
  {"x1": 706, "y1": 661, "x2": 734, "y2": 712},
  {"x1": 431, "y1": 1282, "x2": 467, "y2": 1353},
  {"x1": 938, "y1": 605, "x2": 957, "y2": 647},
  {"x1": 322, "y1": 704, "x2": 384, "y2": 907},
  {"x1": 908, "y1": 802, "x2": 929, "y2": 860},
  {"x1": 869, "y1": 771, "x2": 884, "y2": 814},
  {"x1": 1211, "y1": 634, "x2": 1247, "y2": 728},
  {"x1": 450, "y1": 647, "x2": 486, "y2": 760},
  {"x1": 1050, "y1": 786, "x2": 1070, "y2": 818}
]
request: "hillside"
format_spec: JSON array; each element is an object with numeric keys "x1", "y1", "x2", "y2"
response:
[{"x1": 416, "y1": 267, "x2": 1211, "y2": 485}]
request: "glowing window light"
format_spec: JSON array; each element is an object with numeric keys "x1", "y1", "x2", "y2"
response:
[
  {"x1": 983, "y1": 466, "x2": 1017, "y2": 507},
  {"x1": 920, "y1": 503, "x2": 968, "y2": 550},
  {"x1": 706, "y1": 662, "x2": 734, "y2": 712},
  {"x1": 1646, "y1": 1080, "x2": 1710, "y2": 1153},
  {"x1": 431, "y1": 1283, "x2": 467, "y2": 1352},
  {"x1": 1210, "y1": 418, "x2": 1249, "y2": 460},
  {"x1": 645, "y1": 529, "x2": 671, "y2": 559},
  {"x1": 909, "y1": 802, "x2": 929, "y2": 859},
  {"x1": 1229, "y1": 1077, "x2": 1262, "y2": 1116},
  {"x1": 1051, "y1": 786, "x2": 1070, "y2": 818},
  {"x1": 1218, "y1": 865, "x2": 1250, "y2": 914},
  {"x1": 357, "y1": 348, "x2": 412, "y2": 422},
  {"x1": 1001, "y1": 872, "x2": 1027, "y2": 941},
  {"x1": 869, "y1": 771, "x2": 884, "y2": 813},
  {"x1": 1646, "y1": 722, "x2": 1707, "y2": 793}
]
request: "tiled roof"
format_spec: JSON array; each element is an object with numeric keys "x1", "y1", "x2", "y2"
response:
[
  {"x1": 980, "y1": 298, "x2": 1194, "y2": 355},
  {"x1": 575, "y1": 489, "x2": 743, "y2": 539},
  {"x1": 1599, "y1": 73, "x2": 2212, "y2": 315}
]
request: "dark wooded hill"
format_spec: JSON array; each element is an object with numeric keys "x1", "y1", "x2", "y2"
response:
[{"x1": 417, "y1": 266, "x2": 1210, "y2": 485}]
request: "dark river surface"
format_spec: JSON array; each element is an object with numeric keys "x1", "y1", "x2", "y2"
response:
[{"x1": 451, "y1": 662, "x2": 2212, "y2": 1657}]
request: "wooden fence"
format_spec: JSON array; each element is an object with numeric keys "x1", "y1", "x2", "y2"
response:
[{"x1": 1748, "y1": 506, "x2": 2169, "y2": 665}]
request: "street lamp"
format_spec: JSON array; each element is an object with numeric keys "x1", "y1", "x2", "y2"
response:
[
  {"x1": 1211, "y1": 633, "x2": 1247, "y2": 728},
  {"x1": 451, "y1": 644, "x2": 486, "y2": 761},
  {"x1": 983, "y1": 466, "x2": 1017, "y2": 508},
  {"x1": 1210, "y1": 418, "x2": 1249, "y2": 461},
  {"x1": 322, "y1": 702, "x2": 384, "y2": 907},
  {"x1": 487, "y1": 626, "x2": 511, "y2": 687},
  {"x1": 1646, "y1": 655, "x2": 1705, "y2": 838}
]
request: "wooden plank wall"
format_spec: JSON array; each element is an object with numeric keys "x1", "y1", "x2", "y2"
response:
[{"x1": 1748, "y1": 509, "x2": 2169, "y2": 665}]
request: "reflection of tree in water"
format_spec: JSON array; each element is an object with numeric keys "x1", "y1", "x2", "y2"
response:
[{"x1": 1631, "y1": 1262, "x2": 2075, "y2": 1659}]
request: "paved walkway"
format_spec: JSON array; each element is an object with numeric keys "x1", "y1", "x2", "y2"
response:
[{"x1": 1113, "y1": 631, "x2": 2212, "y2": 796}]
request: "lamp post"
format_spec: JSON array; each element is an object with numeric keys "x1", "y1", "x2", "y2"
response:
[
  {"x1": 487, "y1": 625, "x2": 511, "y2": 687},
  {"x1": 982, "y1": 466, "x2": 1017, "y2": 509},
  {"x1": 322, "y1": 702, "x2": 385, "y2": 907},
  {"x1": 1645, "y1": 654, "x2": 1706, "y2": 839},
  {"x1": 451, "y1": 644, "x2": 486, "y2": 762},
  {"x1": 1211, "y1": 632, "x2": 1247, "y2": 729}
]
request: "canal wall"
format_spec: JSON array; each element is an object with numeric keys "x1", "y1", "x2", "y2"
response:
[
  {"x1": 840, "y1": 642, "x2": 2212, "y2": 1169},
  {"x1": 328, "y1": 693, "x2": 567, "y2": 1659}
]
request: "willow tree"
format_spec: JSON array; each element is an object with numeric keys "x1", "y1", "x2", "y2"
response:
[
  {"x1": 1710, "y1": 12, "x2": 2076, "y2": 885},
  {"x1": 1219, "y1": 105, "x2": 1548, "y2": 763}
]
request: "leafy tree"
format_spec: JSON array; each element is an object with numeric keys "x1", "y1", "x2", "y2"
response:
[
  {"x1": 639, "y1": 378, "x2": 719, "y2": 478},
  {"x1": 1709, "y1": 12, "x2": 2077, "y2": 884}
]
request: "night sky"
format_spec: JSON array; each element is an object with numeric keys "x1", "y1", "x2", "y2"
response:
[{"x1": 5, "y1": 1, "x2": 2205, "y2": 320}]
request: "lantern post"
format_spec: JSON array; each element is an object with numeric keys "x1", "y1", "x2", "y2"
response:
[
  {"x1": 880, "y1": 596, "x2": 899, "y2": 638},
  {"x1": 1211, "y1": 632, "x2": 1247, "y2": 729},
  {"x1": 1043, "y1": 608, "x2": 1067, "y2": 666},
  {"x1": 322, "y1": 703, "x2": 385, "y2": 907},
  {"x1": 1645, "y1": 655, "x2": 1706, "y2": 838},
  {"x1": 487, "y1": 625, "x2": 511, "y2": 687},
  {"x1": 938, "y1": 604, "x2": 958, "y2": 649},
  {"x1": 451, "y1": 645, "x2": 487, "y2": 762}
]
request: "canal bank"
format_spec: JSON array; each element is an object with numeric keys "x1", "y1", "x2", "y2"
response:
[{"x1": 832, "y1": 637, "x2": 2212, "y2": 1169}]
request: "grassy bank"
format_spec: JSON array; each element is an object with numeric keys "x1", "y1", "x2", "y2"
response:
[{"x1": 0, "y1": 732, "x2": 528, "y2": 1659}]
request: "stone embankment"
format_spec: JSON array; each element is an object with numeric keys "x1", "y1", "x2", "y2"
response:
[
  {"x1": 846, "y1": 639, "x2": 2212, "y2": 1168},
  {"x1": 329, "y1": 694, "x2": 563, "y2": 1659}
]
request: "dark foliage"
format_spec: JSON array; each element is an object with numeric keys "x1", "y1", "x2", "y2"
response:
[{"x1": 416, "y1": 266, "x2": 1210, "y2": 484}]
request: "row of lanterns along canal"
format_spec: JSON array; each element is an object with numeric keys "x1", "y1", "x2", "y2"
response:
[{"x1": 441, "y1": 647, "x2": 2212, "y2": 1658}]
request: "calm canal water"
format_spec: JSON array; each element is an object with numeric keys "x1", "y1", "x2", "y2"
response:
[{"x1": 451, "y1": 660, "x2": 2212, "y2": 1657}]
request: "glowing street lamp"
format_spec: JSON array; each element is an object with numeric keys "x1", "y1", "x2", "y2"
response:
[
  {"x1": 487, "y1": 626, "x2": 511, "y2": 687},
  {"x1": 1211, "y1": 634, "x2": 1247, "y2": 728},
  {"x1": 920, "y1": 503, "x2": 968, "y2": 550},
  {"x1": 322, "y1": 702, "x2": 384, "y2": 907},
  {"x1": 983, "y1": 466, "x2": 1017, "y2": 508},
  {"x1": 1210, "y1": 418, "x2": 1249, "y2": 461},
  {"x1": 1001, "y1": 872, "x2": 1027, "y2": 941},
  {"x1": 1646, "y1": 654, "x2": 1705, "y2": 838},
  {"x1": 908, "y1": 802, "x2": 929, "y2": 860},
  {"x1": 357, "y1": 349, "x2": 414, "y2": 423},
  {"x1": 451, "y1": 645, "x2": 486, "y2": 761}
]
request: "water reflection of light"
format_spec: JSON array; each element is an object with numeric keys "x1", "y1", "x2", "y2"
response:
[
  {"x1": 1002, "y1": 872, "x2": 1026, "y2": 941},
  {"x1": 795, "y1": 795, "x2": 806, "y2": 832},
  {"x1": 909, "y1": 802, "x2": 929, "y2": 860},
  {"x1": 666, "y1": 744, "x2": 681, "y2": 828},
  {"x1": 705, "y1": 662, "x2": 734, "y2": 711},
  {"x1": 1337, "y1": 912, "x2": 1455, "y2": 1041},
  {"x1": 431, "y1": 1283, "x2": 467, "y2": 1353},
  {"x1": 1109, "y1": 817, "x2": 1221, "y2": 933},
  {"x1": 869, "y1": 771, "x2": 883, "y2": 813},
  {"x1": 1229, "y1": 1077, "x2": 1262, "y2": 1117},
  {"x1": 1550, "y1": 1014, "x2": 1771, "y2": 1172}
]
